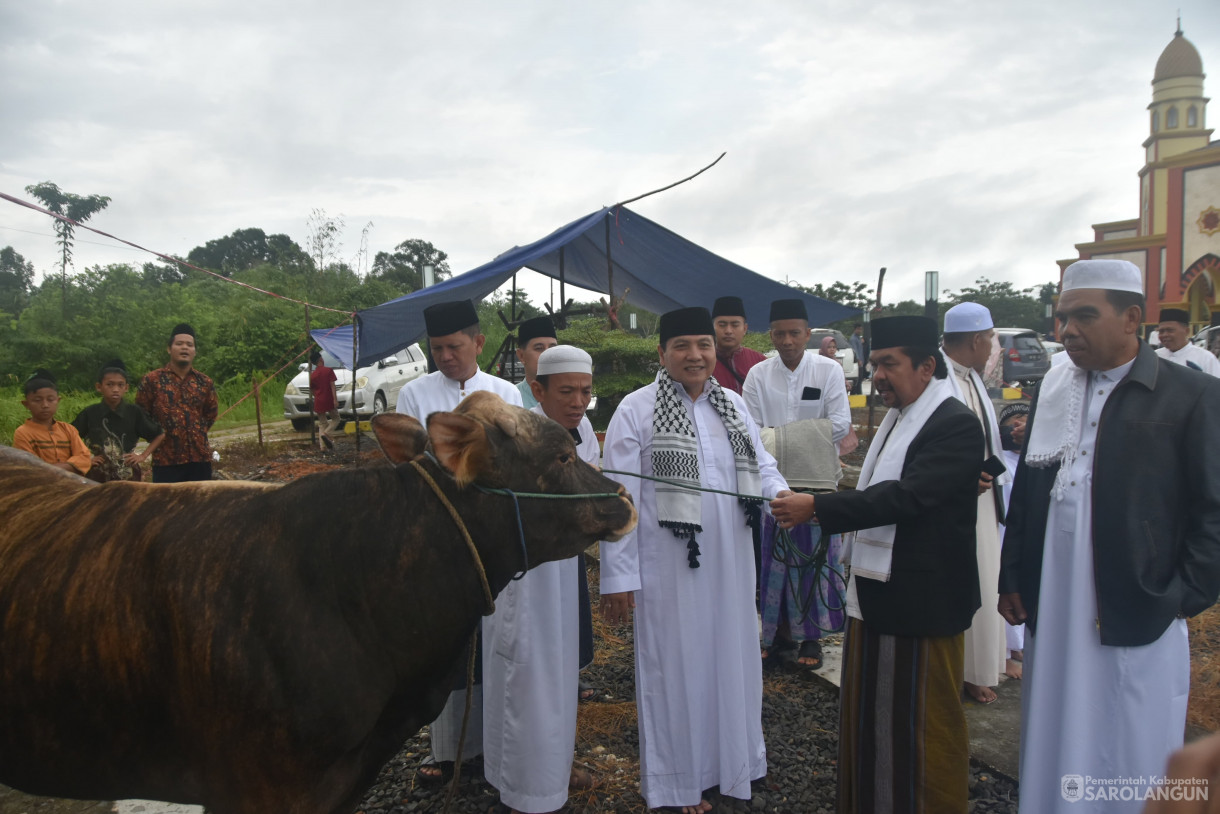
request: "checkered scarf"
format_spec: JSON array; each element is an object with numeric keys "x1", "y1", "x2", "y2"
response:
[{"x1": 651, "y1": 369, "x2": 763, "y2": 568}]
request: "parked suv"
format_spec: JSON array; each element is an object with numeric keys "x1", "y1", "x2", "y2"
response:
[
  {"x1": 283, "y1": 345, "x2": 428, "y2": 431},
  {"x1": 994, "y1": 328, "x2": 1050, "y2": 386}
]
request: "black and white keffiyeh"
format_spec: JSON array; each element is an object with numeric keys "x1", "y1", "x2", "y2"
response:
[{"x1": 651, "y1": 369, "x2": 763, "y2": 568}]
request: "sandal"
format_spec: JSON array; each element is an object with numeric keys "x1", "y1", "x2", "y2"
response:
[
  {"x1": 762, "y1": 638, "x2": 797, "y2": 667},
  {"x1": 579, "y1": 678, "x2": 596, "y2": 702},
  {"x1": 415, "y1": 756, "x2": 454, "y2": 785},
  {"x1": 796, "y1": 640, "x2": 823, "y2": 671}
]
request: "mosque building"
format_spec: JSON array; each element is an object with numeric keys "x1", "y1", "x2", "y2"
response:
[{"x1": 1059, "y1": 25, "x2": 1219, "y2": 332}]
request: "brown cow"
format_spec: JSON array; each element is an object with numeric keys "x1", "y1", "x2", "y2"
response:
[{"x1": 0, "y1": 391, "x2": 635, "y2": 814}]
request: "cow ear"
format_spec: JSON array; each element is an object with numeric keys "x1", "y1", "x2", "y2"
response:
[
  {"x1": 456, "y1": 390, "x2": 518, "y2": 438},
  {"x1": 427, "y1": 412, "x2": 492, "y2": 486},
  {"x1": 371, "y1": 413, "x2": 429, "y2": 464}
]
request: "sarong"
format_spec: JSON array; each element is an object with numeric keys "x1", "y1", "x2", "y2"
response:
[
  {"x1": 838, "y1": 618, "x2": 968, "y2": 814},
  {"x1": 759, "y1": 515, "x2": 845, "y2": 647}
]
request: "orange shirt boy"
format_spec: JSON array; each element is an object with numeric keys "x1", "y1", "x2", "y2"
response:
[{"x1": 12, "y1": 371, "x2": 92, "y2": 475}]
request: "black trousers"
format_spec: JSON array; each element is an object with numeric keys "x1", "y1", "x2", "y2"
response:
[{"x1": 152, "y1": 461, "x2": 213, "y2": 483}]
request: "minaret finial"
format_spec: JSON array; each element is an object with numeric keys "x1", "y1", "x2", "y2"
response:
[{"x1": 1176, "y1": 11, "x2": 1182, "y2": 37}]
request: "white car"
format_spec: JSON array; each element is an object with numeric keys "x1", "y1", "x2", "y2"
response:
[{"x1": 283, "y1": 345, "x2": 428, "y2": 431}]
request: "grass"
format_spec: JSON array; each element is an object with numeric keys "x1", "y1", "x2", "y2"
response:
[{"x1": 0, "y1": 378, "x2": 288, "y2": 446}]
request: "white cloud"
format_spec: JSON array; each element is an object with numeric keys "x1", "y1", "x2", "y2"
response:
[{"x1": 1, "y1": 0, "x2": 1216, "y2": 316}]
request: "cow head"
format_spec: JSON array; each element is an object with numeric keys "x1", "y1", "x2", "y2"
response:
[{"x1": 371, "y1": 393, "x2": 636, "y2": 562}]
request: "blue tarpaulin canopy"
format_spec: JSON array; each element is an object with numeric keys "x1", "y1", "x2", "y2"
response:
[{"x1": 312, "y1": 205, "x2": 858, "y2": 369}]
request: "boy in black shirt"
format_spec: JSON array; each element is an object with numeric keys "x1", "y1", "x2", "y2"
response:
[{"x1": 72, "y1": 359, "x2": 164, "y2": 482}]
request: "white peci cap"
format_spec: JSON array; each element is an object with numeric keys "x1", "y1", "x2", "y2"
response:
[
  {"x1": 536, "y1": 345, "x2": 592, "y2": 376},
  {"x1": 1062, "y1": 259, "x2": 1143, "y2": 294},
  {"x1": 944, "y1": 302, "x2": 994, "y2": 333}
]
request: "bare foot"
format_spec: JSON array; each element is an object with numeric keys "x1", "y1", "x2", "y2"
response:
[
  {"x1": 964, "y1": 682, "x2": 998, "y2": 704},
  {"x1": 1005, "y1": 658, "x2": 1023, "y2": 680},
  {"x1": 1009, "y1": 649, "x2": 1023, "y2": 662}
]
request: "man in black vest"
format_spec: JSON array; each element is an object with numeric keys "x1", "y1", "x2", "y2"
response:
[{"x1": 771, "y1": 315, "x2": 982, "y2": 814}]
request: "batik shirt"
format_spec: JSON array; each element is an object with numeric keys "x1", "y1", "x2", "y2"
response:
[{"x1": 136, "y1": 365, "x2": 218, "y2": 466}]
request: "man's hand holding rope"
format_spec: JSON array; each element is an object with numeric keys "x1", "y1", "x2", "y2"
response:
[{"x1": 770, "y1": 491, "x2": 817, "y2": 529}]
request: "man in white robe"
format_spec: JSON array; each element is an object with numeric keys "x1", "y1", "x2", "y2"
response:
[
  {"x1": 395, "y1": 299, "x2": 523, "y2": 781},
  {"x1": 600, "y1": 307, "x2": 790, "y2": 814},
  {"x1": 1154, "y1": 307, "x2": 1220, "y2": 376},
  {"x1": 742, "y1": 298, "x2": 851, "y2": 668},
  {"x1": 941, "y1": 302, "x2": 1011, "y2": 704},
  {"x1": 1000, "y1": 259, "x2": 1220, "y2": 813},
  {"x1": 512, "y1": 316, "x2": 597, "y2": 698},
  {"x1": 483, "y1": 345, "x2": 598, "y2": 814}
]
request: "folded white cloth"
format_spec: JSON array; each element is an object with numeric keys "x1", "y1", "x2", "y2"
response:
[
  {"x1": 1023, "y1": 356, "x2": 1087, "y2": 500},
  {"x1": 760, "y1": 418, "x2": 841, "y2": 491}
]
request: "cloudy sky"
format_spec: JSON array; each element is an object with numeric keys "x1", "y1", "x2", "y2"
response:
[{"x1": 1, "y1": 0, "x2": 1216, "y2": 312}]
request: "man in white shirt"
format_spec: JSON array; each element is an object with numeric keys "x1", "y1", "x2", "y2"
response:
[
  {"x1": 1154, "y1": 307, "x2": 1220, "y2": 376},
  {"x1": 600, "y1": 307, "x2": 790, "y2": 814},
  {"x1": 1000, "y1": 260, "x2": 1220, "y2": 813},
  {"x1": 395, "y1": 299, "x2": 523, "y2": 784},
  {"x1": 742, "y1": 298, "x2": 851, "y2": 669},
  {"x1": 483, "y1": 345, "x2": 599, "y2": 814}
]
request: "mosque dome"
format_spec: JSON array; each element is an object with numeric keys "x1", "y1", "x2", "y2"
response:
[{"x1": 1153, "y1": 29, "x2": 1204, "y2": 83}]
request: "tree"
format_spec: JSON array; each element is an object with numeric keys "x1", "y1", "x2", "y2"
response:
[
  {"x1": 945, "y1": 277, "x2": 1057, "y2": 329},
  {"x1": 0, "y1": 246, "x2": 35, "y2": 319},
  {"x1": 370, "y1": 239, "x2": 453, "y2": 294},
  {"x1": 23, "y1": 181, "x2": 111, "y2": 312},
  {"x1": 306, "y1": 209, "x2": 344, "y2": 274},
  {"x1": 792, "y1": 280, "x2": 875, "y2": 313},
  {"x1": 186, "y1": 228, "x2": 312, "y2": 276}
]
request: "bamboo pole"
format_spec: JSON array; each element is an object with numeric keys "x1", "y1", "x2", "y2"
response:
[{"x1": 253, "y1": 375, "x2": 264, "y2": 453}]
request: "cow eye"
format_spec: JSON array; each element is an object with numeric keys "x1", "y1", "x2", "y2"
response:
[{"x1": 558, "y1": 453, "x2": 573, "y2": 464}]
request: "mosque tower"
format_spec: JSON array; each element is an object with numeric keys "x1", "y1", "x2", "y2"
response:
[
  {"x1": 1062, "y1": 24, "x2": 1220, "y2": 330},
  {"x1": 1140, "y1": 22, "x2": 1212, "y2": 236}
]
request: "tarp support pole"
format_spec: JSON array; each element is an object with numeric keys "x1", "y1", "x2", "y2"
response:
[
  {"x1": 604, "y1": 214, "x2": 614, "y2": 316},
  {"x1": 352, "y1": 313, "x2": 361, "y2": 454},
  {"x1": 306, "y1": 305, "x2": 317, "y2": 449},
  {"x1": 559, "y1": 246, "x2": 566, "y2": 324}
]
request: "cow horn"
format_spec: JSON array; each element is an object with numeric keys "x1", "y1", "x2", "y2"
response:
[{"x1": 456, "y1": 391, "x2": 517, "y2": 438}]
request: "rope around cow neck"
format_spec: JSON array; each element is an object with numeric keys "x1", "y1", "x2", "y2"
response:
[
  {"x1": 409, "y1": 459, "x2": 495, "y2": 614},
  {"x1": 407, "y1": 458, "x2": 492, "y2": 810}
]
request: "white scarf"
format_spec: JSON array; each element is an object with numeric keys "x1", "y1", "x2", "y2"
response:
[
  {"x1": 942, "y1": 350, "x2": 1011, "y2": 487},
  {"x1": 845, "y1": 376, "x2": 953, "y2": 582},
  {"x1": 651, "y1": 369, "x2": 762, "y2": 568},
  {"x1": 1023, "y1": 355, "x2": 1087, "y2": 501}
]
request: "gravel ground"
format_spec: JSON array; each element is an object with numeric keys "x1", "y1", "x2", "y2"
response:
[{"x1": 349, "y1": 557, "x2": 1020, "y2": 814}]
